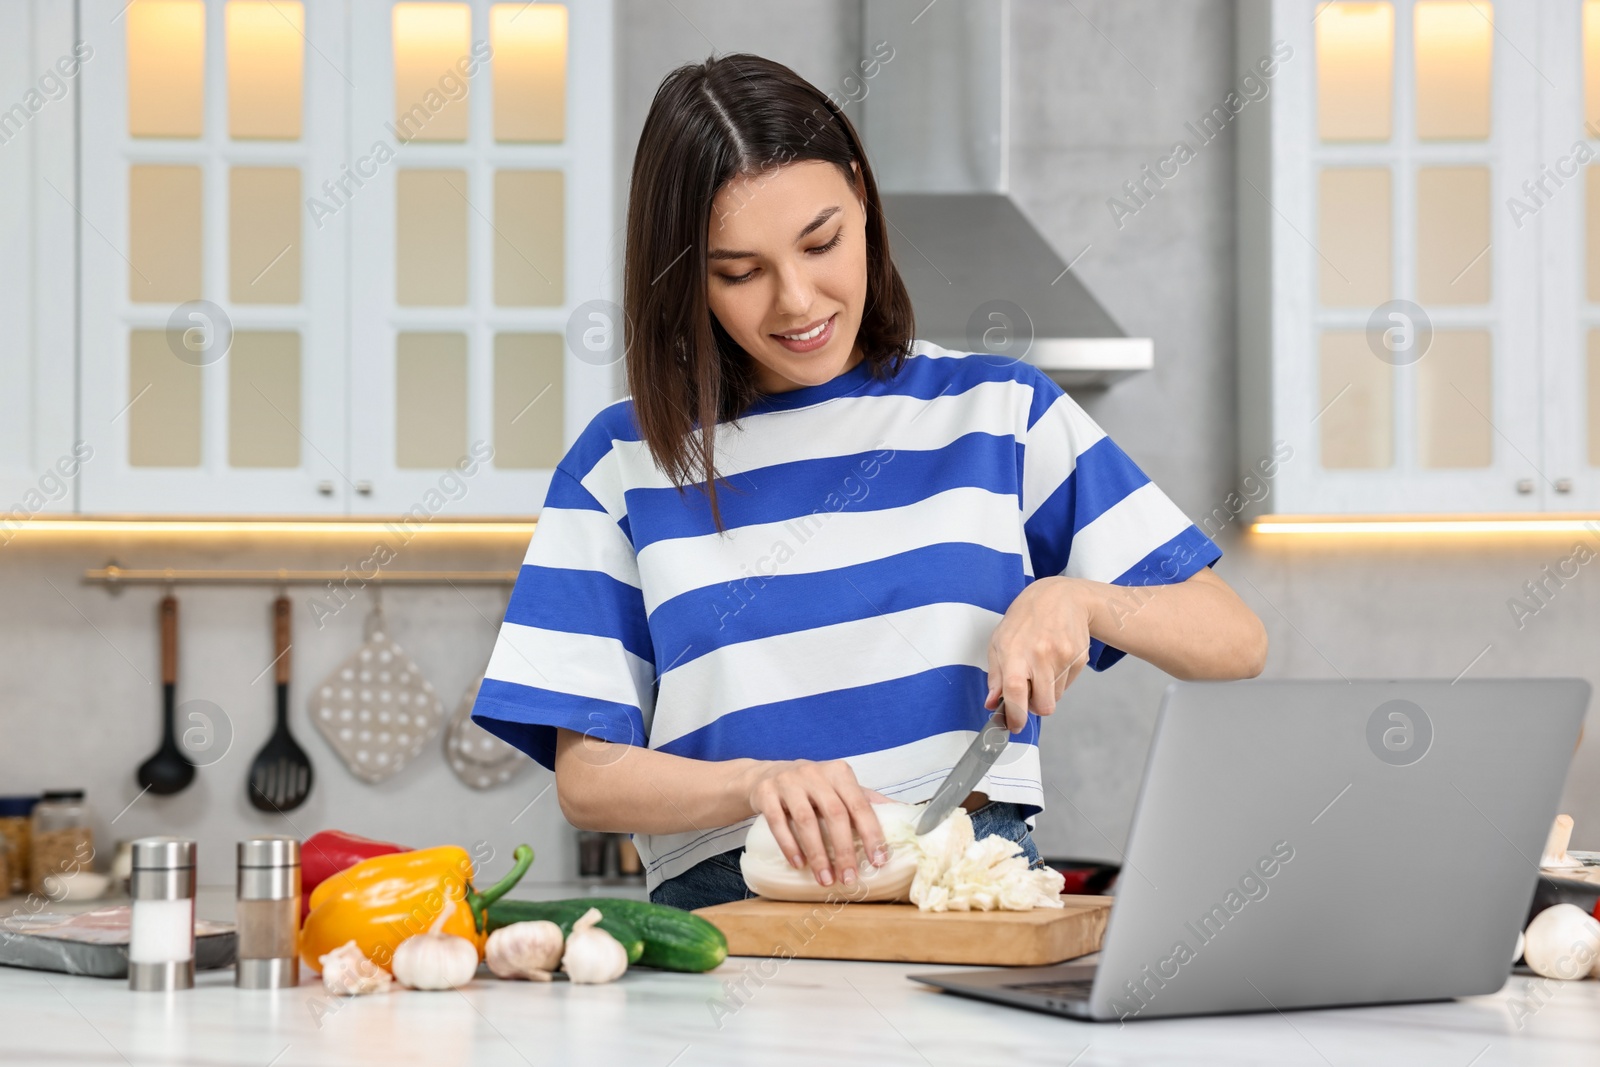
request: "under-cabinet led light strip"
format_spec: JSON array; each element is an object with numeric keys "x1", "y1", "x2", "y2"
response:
[{"x1": 1252, "y1": 517, "x2": 1600, "y2": 536}]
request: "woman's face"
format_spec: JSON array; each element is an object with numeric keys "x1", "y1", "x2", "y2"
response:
[{"x1": 705, "y1": 160, "x2": 868, "y2": 394}]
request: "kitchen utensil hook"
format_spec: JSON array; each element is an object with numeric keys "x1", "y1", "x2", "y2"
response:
[{"x1": 364, "y1": 585, "x2": 387, "y2": 640}]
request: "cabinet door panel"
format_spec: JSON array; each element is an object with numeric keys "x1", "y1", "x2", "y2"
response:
[
  {"x1": 346, "y1": 0, "x2": 615, "y2": 518},
  {"x1": 77, "y1": 0, "x2": 349, "y2": 514},
  {"x1": 1538, "y1": 0, "x2": 1600, "y2": 511},
  {"x1": 1262, "y1": 0, "x2": 1544, "y2": 515},
  {"x1": 0, "y1": 1, "x2": 78, "y2": 521}
]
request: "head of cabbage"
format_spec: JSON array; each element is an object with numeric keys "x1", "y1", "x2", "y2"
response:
[{"x1": 739, "y1": 801, "x2": 924, "y2": 902}]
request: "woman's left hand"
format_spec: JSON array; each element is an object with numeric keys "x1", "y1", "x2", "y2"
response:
[{"x1": 985, "y1": 576, "x2": 1098, "y2": 732}]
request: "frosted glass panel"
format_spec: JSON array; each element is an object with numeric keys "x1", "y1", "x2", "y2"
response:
[
  {"x1": 396, "y1": 333, "x2": 468, "y2": 468},
  {"x1": 227, "y1": 1, "x2": 304, "y2": 140},
  {"x1": 1320, "y1": 331, "x2": 1393, "y2": 469},
  {"x1": 1590, "y1": 167, "x2": 1600, "y2": 305},
  {"x1": 129, "y1": 329, "x2": 201, "y2": 467},
  {"x1": 1416, "y1": 167, "x2": 1490, "y2": 304},
  {"x1": 1414, "y1": 2, "x2": 1492, "y2": 140},
  {"x1": 494, "y1": 170, "x2": 564, "y2": 307},
  {"x1": 230, "y1": 167, "x2": 301, "y2": 304},
  {"x1": 229, "y1": 331, "x2": 301, "y2": 468},
  {"x1": 1590, "y1": 330, "x2": 1600, "y2": 467},
  {"x1": 396, "y1": 170, "x2": 469, "y2": 306},
  {"x1": 491, "y1": 3, "x2": 566, "y2": 142},
  {"x1": 1319, "y1": 168, "x2": 1391, "y2": 307},
  {"x1": 129, "y1": 165, "x2": 203, "y2": 303},
  {"x1": 393, "y1": 3, "x2": 472, "y2": 142},
  {"x1": 127, "y1": 0, "x2": 205, "y2": 138},
  {"x1": 494, "y1": 333, "x2": 564, "y2": 468},
  {"x1": 1417, "y1": 330, "x2": 1491, "y2": 468},
  {"x1": 1316, "y1": 2, "x2": 1394, "y2": 141}
]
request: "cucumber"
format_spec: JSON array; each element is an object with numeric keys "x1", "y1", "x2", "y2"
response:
[
  {"x1": 485, "y1": 899, "x2": 644, "y2": 965},
  {"x1": 485, "y1": 897, "x2": 727, "y2": 972},
  {"x1": 575, "y1": 897, "x2": 728, "y2": 973}
]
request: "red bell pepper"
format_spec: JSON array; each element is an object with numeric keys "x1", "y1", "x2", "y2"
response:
[{"x1": 300, "y1": 830, "x2": 408, "y2": 922}]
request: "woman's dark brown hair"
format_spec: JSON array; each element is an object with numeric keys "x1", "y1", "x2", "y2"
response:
[{"x1": 624, "y1": 52, "x2": 915, "y2": 529}]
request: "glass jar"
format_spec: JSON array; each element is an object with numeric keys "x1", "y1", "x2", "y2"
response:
[
  {"x1": 576, "y1": 830, "x2": 607, "y2": 879},
  {"x1": 0, "y1": 796, "x2": 37, "y2": 896},
  {"x1": 30, "y1": 790, "x2": 93, "y2": 897},
  {"x1": 0, "y1": 834, "x2": 11, "y2": 901}
]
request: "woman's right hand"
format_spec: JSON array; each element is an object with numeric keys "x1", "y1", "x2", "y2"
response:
[{"x1": 741, "y1": 759, "x2": 890, "y2": 888}]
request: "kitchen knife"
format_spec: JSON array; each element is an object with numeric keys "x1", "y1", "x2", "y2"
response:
[{"x1": 915, "y1": 709, "x2": 1012, "y2": 835}]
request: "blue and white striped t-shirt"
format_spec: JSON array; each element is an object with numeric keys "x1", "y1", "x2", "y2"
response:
[{"x1": 471, "y1": 340, "x2": 1222, "y2": 890}]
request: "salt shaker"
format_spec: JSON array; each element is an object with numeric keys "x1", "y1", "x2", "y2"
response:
[
  {"x1": 128, "y1": 837, "x2": 196, "y2": 991},
  {"x1": 235, "y1": 836, "x2": 300, "y2": 989}
]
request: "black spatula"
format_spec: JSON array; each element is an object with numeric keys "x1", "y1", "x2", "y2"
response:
[
  {"x1": 248, "y1": 595, "x2": 313, "y2": 812},
  {"x1": 137, "y1": 594, "x2": 195, "y2": 796}
]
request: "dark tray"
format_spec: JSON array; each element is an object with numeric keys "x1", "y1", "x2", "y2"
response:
[{"x1": 0, "y1": 908, "x2": 237, "y2": 978}]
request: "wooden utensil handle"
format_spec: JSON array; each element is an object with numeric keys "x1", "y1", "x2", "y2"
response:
[
  {"x1": 160, "y1": 595, "x2": 177, "y2": 685},
  {"x1": 274, "y1": 595, "x2": 291, "y2": 684}
]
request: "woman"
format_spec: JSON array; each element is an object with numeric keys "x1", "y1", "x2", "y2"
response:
[{"x1": 472, "y1": 54, "x2": 1268, "y2": 910}]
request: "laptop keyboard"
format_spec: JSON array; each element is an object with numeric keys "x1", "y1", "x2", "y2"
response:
[{"x1": 1004, "y1": 977, "x2": 1096, "y2": 999}]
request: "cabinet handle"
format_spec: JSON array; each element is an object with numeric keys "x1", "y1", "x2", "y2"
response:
[
  {"x1": 1515, "y1": 478, "x2": 1534, "y2": 495},
  {"x1": 317, "y1": 480, "x2": 334, "y2": 496},
  {"x1": 356, "y1": 481, "x2": 373, "y2": 495},
  {"x1": 1555, "y1": 478, "x2": 1573, "y2": 494}
]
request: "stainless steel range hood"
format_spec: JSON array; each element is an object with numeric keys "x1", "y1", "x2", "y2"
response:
[{"x1": 855, "y1": 0, "x2": 1151, "y2": 389}]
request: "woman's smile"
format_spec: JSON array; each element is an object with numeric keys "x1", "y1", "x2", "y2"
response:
[{"x1": 770, "y1": 312, "x2": 836, "y2": 352}]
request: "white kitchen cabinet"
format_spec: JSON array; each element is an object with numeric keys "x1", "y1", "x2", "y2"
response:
[
  {"x1": 69, "y1": 0, "x2": 615, "y2": 517},
  {"x1": 1238, "y1": 0, "x2": 1597, "y2": 517},
  {"x1": 0, "y1": 1, "x2": 79, "y2": 521}
]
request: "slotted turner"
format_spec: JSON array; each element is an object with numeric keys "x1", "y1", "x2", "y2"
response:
[{"x1": 248, "y1": 594, "x2": 314, "y2": 812}]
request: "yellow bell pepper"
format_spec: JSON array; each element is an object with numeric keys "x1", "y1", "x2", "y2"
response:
[{"x1": 300, "y1": 843, "x2": 533, "y2": 975}]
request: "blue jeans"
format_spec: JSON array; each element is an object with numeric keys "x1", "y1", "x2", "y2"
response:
[{"x1": 650, "y1": 801, "x2": 1046, "y2": 911}]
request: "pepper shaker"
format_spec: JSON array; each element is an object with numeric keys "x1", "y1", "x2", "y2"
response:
[
  {"x1": 236, "y1": 836, "x2": 300, "y2": 989},
  {"x1": 128, "y1": 837, "x2": 196, "y2": 991}
]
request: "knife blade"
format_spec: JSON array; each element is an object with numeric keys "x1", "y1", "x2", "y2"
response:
[{"x1": 915, "y1": 709, "x2": 1012, "y2": 835}]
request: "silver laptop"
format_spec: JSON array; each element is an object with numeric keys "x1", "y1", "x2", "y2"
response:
[{"x1": 910, "y1": 678, "x2": 1591, "y2": 1021}]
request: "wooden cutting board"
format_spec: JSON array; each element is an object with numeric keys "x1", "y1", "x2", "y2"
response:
[{"x1": 693, "y1": 894, "x2": 1112, "y2": 967}]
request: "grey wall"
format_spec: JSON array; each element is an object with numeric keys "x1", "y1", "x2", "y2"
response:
[{"x1": 2, "y1": 1, "x2": 1596, "y2": 891}]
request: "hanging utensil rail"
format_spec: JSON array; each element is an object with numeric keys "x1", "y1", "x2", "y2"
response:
[{"x1": 83, "y1": 563, "x2": 519, "y2": 588}]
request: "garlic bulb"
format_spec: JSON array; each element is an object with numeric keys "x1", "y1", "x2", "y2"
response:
[
  {"x1": 741, "y1": 800, "x2": 1066, "y2": 912},
  {"x1": 1523, "y1": 904, "x2": 1600, "y2": 981},
  {"x1": 485, "y1": 920, "x2": 563, "y2": 981},
  {"x1": 561, "y1": 907, "x2": 628, "y2": 984},
  {"x1": 319, "y1": 940, "x2": 393, "y2": 995},
  {"x1": 392, "y1": 932, "x2": 481, "y2": 990},
  {"x1": 740, "y1": 801, "x2": 923, "y2": 902}
]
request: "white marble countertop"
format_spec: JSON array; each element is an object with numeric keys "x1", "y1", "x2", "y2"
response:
[
  {"x1": 3, "y1": 887, "x2": 1599, "y2": 1065},
  {"x1": 4, "y1": 952, "x2": 1600, "y2": 1066}
]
